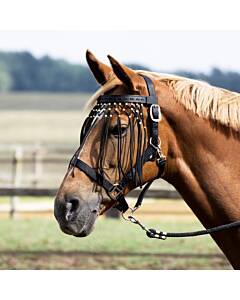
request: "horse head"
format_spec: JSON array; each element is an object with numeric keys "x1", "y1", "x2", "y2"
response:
[{"x1": 54, "y1": 50, "x2": 168, "y2": 237}]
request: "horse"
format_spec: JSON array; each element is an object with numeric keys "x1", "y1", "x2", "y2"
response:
[{"x1": 54, "y1": 50, "x2": 240, "y2": 269}]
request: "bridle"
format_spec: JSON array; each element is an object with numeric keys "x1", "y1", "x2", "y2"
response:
[
  {"x1": 71, "y1": 74, "x2": 166, "y2": 213},
  {"x1": 70, "y1": 74, "x2": 240, "y2": 240}
]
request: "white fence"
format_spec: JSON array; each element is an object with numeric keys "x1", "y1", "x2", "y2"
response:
[{"x1": 0, "y1": 145, "x2": 179, "y2": 218}]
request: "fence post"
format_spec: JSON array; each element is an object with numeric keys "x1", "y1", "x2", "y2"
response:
[
  {"x1": 32, "y1": 146, "x2": 42, "y2": 188},
  {"x1": 10, "y1": 147, "x2": 23, "y2": 218}
]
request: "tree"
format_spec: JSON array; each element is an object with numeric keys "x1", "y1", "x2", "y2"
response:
[
  {"x1": 0, "y1": 63, "x2": 12, "y2": 92},
  {"x1": 0, "y1": 50, "x2": 240, "y2": 93}
]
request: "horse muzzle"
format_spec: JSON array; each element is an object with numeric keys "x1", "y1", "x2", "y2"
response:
[{"x1": 54, "y1": 195, "x2": 100, "y2": 237}]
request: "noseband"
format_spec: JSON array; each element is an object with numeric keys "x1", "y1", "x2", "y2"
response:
[{"x1": 70, "y1": 74, "x2": 166, "y2": 213}]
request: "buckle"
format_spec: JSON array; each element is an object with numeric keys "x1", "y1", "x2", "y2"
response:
[
  {"x1": 109, "y1": 184, "x2": 123, "y2": 200},
  {"x1": 150, "y1": 104, "x2": 161, "y2": 122}
]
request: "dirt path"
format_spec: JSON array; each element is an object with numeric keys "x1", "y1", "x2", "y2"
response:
[{"x1": 0, "y1": 251, "x2": 231, "y2": 270}]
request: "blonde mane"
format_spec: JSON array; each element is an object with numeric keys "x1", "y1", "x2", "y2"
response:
[{"x1": 87, "y1": 70, "x2": 240, "y2": 131}]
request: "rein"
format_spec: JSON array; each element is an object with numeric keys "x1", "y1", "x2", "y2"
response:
[
  {"x1": 125, "y1": 214, "x2": 240, "y2": 240},
  {"x1": 70, "y1": 74, "x2": 240, "y2": 240}
]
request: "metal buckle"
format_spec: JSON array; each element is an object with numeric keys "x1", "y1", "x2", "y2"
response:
[
  {"x1": 109, "y1": 184, "x2": 123, "y2": 200},
  {"x1": 150, "y1": 137, "x2": 166, "y2": 161},
  {"x1": 150, "y1": 104, "x2": 161, "y2": 122}
]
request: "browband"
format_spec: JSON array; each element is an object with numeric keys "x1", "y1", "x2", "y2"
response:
[{"x1": 98, "y1": 95, "x2": 157, "y2": 105}]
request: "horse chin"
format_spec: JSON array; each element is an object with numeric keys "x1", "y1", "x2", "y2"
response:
[
  {"x1": 59, "y1": 211, "x2": 98, "y2": 238},
  {"x1": 73, "y1": 222, "x2": 95, "y2": 237}
]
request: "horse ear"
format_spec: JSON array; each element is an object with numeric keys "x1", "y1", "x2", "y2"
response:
[
  {"x1": 86, "y1": 50, "x2": 112, "y2": 85},
  {"x1": 107, "y1": 55, "x2": 143, "y2": 92}
]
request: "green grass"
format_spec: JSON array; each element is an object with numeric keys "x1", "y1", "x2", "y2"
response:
[
  {"x1": 0, "y1": 218, "x2": 220, "y2": 253},
  {"x1": 0, "y1": 218, "x2": 231, "y2": 269}
]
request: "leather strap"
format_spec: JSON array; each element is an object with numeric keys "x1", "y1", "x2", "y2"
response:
[
  {"x1": 141, "y1": 75, "x2": 156, "y2": 97},
  {"x1": 73, "y1": 158, "x2": 129, "y2": 212},
  {"x1": 141, "y1": 75, "x2": 160, "y2": 147},
  {"x1": 98, "y1": 95, "x2": 157, "y2": 104}
]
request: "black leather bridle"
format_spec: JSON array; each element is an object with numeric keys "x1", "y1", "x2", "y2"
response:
[
  {"x1": 70, "y1": 74, "x2": 166, "y2": 213},
  {"x1": 69, "y1": 74, "x2": 240, "y2": 240}
]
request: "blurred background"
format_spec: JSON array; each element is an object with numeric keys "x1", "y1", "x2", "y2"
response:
[{"x1": 0, "y1": 31, "x2": 239, "y2": 270}]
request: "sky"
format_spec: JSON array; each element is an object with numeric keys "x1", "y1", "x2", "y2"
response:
[{"x1": 0, "y1": 31, "x2": 240, "y2": 73}]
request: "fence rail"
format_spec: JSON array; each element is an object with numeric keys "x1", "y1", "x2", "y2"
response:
[
  {"x1": 0, "y1": 145, "x2": 181, "y2": 217},
  {"x1": 0, "y1": 187, "x2": 181, "y2": 198},
  {"x1": 0, "y1": 187, "x2": 183, "y2": 218}
]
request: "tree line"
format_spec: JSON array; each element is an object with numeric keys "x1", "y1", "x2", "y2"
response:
[{"x1": 0, "y1": 51, "x2": 239, "y2": 93}]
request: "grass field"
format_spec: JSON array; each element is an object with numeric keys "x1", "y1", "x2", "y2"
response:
[
  {"x1": 0, "y1": 217, "x2": 231, "y2": 270},
  {"x1": 0, "y1": 110, "x2": 86, "y2": 145},
  {"x1": 0, "y1": 92, "x2": 90, "y2": 145},
  {"x1": 0, "y1": 92, "x2": 91, "y2": 111}
]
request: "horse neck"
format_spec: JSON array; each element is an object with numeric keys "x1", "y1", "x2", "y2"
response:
[{"x1": 159, "y1": 95, "x2": 240, "y2": 268}]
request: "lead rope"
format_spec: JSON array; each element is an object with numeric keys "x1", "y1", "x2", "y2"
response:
[{"x1": 122, "y1": 209, "x2": 240, "y2": 240}]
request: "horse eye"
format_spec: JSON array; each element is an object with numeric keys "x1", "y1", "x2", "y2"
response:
[{"x1": 111, "y1": 125, "x2": 128, "y2": 137}]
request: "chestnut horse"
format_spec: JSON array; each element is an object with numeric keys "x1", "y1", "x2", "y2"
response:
[{"x1": 54, "y1": 50, "x2": 240, "y2": 269}]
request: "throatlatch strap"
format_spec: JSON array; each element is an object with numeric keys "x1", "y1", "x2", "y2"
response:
[
  {"x1": 141, "y1": 75, "x2": 156, "y2": 97},
  {"x1": 141, "y1": 75, "x2": 159, "y2": 147}
]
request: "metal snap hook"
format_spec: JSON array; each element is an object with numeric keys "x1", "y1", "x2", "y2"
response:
[
  {"x1": 150, "y1": 137, "x2": 161, "y2": 150},
  {"x1": 121, "y1": 207, "x2": 135, "y2": 221},
  {"x1": 150, "y1": 137, "x2": 166, "y2": 162}
]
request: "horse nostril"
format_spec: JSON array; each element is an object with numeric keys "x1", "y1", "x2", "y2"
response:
[
  {"x1": 69, "y1": 198, "x2": 80, "y2": 212},
  {"x1": 65, "y1": 198, "x2": 80, "y2": 221}
]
